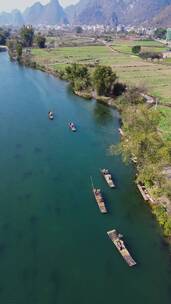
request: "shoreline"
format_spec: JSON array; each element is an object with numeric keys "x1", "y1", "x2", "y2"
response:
[{"x1": 16, "y1": 55, "x2": 171, "y2": 243}]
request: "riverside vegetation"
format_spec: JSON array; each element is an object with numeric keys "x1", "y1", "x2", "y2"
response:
[
  {"x1": 7, "y1": 28, "x2": 171, "y2": 238},
  {"x1": 63, "y1": 63, "x2": 171, "y2": 237}
]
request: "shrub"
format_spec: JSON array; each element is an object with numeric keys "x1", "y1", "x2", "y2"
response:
[{"x1": 132, "y1": 45, "x2": 141, "y2": 54}]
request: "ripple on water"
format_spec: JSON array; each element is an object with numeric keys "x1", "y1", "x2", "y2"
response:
[
  {"x1": 45, "y1": 157, "x2": 51, "y2": 163},
  {"x1": 54, "y1": 207, "x2": 61, "y2": 217},
  {"x1": 0, "y1": 242, "x2": 7, "y2": 256},
  {"x1": 34, "y1": 147, "x2": 42, "y2": 154},
  {"x1": 16, "y1": 144, "x2": 22, "y2": 149},
  {"x1": 23, "y1": 171, "x2": 33, "y2": 180},
  {"x1": 105, "y1": 258, "x2": 115, "y2": 278},
  {"x1": 17, "y1": 231, "x2": 24, "y2": 241},
  {"x1": 30, "y1": 237, "x2": 38, "y2": 252},
  {"x1": 14, "y1": 153, "x2": 22, "y2": 160},
  {"x1": 52, "y1": 176, "x2": 60, "y2": 182},
  {"x1": 25, "y1": 193, "x2": 32, "y2": 200},
  {"x1": 2, "y1": 222, "x2": 10, "y2": 231},
  {"x1": 29, "y1": 215, "x2": 39, "y2": 225},
  {"x1": 17, "y1": 195, "x2": 23, "y2": 202},
  {"x1": 21, "y1": 267, "x2": 38, "y2": 284},
  {"x1": 49, "y1": 269, "x2": 61, "y2": 290}
]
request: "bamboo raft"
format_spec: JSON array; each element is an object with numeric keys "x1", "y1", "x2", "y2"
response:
[
  {"x1": 91, "y1": 177, "x2": 107, "y2": 214},
  {"x1": 100, "y1": 169, "x2": 115, "y2": 188},
  {"x1": 137, "y1": 182, "x2": 155, "y2": 204},
  {"x1": 107, "y1": 229, "x2": 136, "y2": 267}
]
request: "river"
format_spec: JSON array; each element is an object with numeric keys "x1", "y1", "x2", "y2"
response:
[{"x1": 0, "y1": 53, "x2": 170, "y2": 304}]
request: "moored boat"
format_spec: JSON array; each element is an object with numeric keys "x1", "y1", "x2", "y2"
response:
[
  {"x1": 91, "y1": 177, "x2": 107, "y2": 214},
  {"x1": 107, "y1": 229, "x2": 136, "y2": 267},
  {"x1": 101, "y1": 169, "x2": 115, "y2": 188},
  {"x1": 69, "y1": 122, "x2": 77, "y2": 132},
  {"x1": 48, "y1": 111, "x2": 54, "y2": 120},
  {"x1": 118, "y1": 128, "x2": 124, "y2": 136}
]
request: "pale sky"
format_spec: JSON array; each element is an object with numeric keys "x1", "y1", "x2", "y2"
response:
[{"x1": 0, "y1": 0, "x2": 79, "y2": 12}]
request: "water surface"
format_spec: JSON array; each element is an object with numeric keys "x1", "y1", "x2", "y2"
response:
[{"x1": 0, "y1": 53, "x2": 170, "y2": 304}]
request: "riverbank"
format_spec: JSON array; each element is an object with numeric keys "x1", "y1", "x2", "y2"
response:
[{"x1": 18, "y1": 52, "x2": 171, "y2": 240}]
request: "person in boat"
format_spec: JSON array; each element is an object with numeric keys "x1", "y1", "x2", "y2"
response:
[
  {"x1": 117, "y1": 240, "x2": 123, "y2": 251},
  {"x1": 48, "y1": 111, "x2": 54, "y2": 120}
]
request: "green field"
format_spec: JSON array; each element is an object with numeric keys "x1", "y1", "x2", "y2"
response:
[
  {"x1": 32, "y1": 40, "x2": 171, "y2": 137},
  {"x1": 112, "y1": 39, "x2": 168, "y2": 53}
]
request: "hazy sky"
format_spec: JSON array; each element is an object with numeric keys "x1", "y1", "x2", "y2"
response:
[{"x1": 0, "y1": 0, "x2": 79, "y2": 12}]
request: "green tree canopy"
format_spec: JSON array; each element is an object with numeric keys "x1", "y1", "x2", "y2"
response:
[
  {"x1": 132, "y1": 45, "x2": 141, "y2": 54},
  {"x1": 20, "y1": 26, "x2": 34, "y2": 47},
  {"x1": 65, "y1": 64, "x2": 91, "y2": 91},
  {"x1": 16, "y1": 42, "x2": 23, "y2": 60},
  {"x1": 154, "y1": 28, "x2": 166, "y2": 39},
  {"x1": 75, "y1": 26, "x2": 83, "y2": 34},
  {"x1": 35, "y1": 34, "x2": 46, "y2": 48},
  {"x1": 111, "y1": 105, "x2": 171, "y2": 187},
  {"x1": 93, "y1": 66, "x2": 117, "y2": 96},
  {"x1": 0, "y1": 28, "x2": 10, "y2": 45}
]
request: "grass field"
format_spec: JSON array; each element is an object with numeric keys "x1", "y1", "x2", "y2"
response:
[
  {"x1": 112, "y1": 39, "x2": 168, "y2": 53},
  {"x1": 31, "y1": 39, "x2": 171, "y2": 137}
]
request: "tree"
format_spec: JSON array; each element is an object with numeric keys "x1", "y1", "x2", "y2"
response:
[
  {"x1": 16, "y1": 42, "x2": 23, "y2": 61},
  {"x1": 7, "y1": 38, "x2": 17, "y2": 59},
  {"x1": 75, "y1": 26, "x2": 83, "y2": 34},
  {"x1": 65, "y1": 64, "x2": 91, "y2": 91},
  {"x1": 0, "y1": 28, "x2": 10, "y2": 45},
  {"x1": 140, "y1": 52, "x2": 162, "y2": 60},
  {"x1": 120, "y1": 86, "x2": 145, "y2": 105},
  {"x1": 110, "y1": 105, "x2": 171, "y2": 187},
  {"x1": 35, "y1": 34, "x2": 46, "y2": 48},
  {"x1": 154, "y1": 28, "x2": 166, "y2": 40},
  {"x1": 93, "y1": 66, "x2": 117, "y2": 96},
  {"x1": 132, "y1": 45, "x2": 141, "y2": 54},
  {"x1": 112, "y1": 82, "x2": 126, "y2": 97},
  {"x1": 164, "y1": 217, "x2": 171, "y2": 236},
  {"x1": 20, "y1": 26, "x2": 34, "y2": 47}
]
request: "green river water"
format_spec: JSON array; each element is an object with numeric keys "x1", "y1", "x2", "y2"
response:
[{"x1": 0, "y1": 53, "x2": 171, "y2": 304}]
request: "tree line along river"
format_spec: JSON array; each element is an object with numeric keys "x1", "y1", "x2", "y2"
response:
[{"x1": 0, "y1": 52, "x2": 171, "y2": 304}]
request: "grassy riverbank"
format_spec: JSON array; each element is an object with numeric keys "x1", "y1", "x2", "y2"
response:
[
  {"x1": 31, "y1": 40, "x2": 171, "y2": 138},
  {"x1": 25, "y1": 41, "x2": 171, "y2": 238}
]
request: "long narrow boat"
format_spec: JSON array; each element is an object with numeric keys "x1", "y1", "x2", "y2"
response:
[
  {"x1": 107, "y1": 229, "x2": 136, "y2": 267},
  {"x1": 100, "y1": 169, "x2": 115, "y2": 188},
  {"x1": 91, "y1": 177, "x2": 107, "y2": 214}
]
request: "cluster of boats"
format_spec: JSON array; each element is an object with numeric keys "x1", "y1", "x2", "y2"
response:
[
  {"x1": 48, "y1": 111, "x2": 77, "y2": 132},
  {"x1": 91, "y1": 168, "x2": 115, "y2": 214},
  {"x1": 48, "y1": 111, "x2": 136, "y2": 267},
  {"x1": 91, "y1": 169, "x2": 136, "y2": 267}
]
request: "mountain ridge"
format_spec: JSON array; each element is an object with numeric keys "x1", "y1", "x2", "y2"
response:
[{"x1": 1, "y1": 0, "x2": 171, "y2": 27}]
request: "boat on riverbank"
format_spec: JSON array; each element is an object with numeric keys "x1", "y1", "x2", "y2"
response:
[
  {"x1": 69, "y1": 122, "x2": 77, "y2": 132},
  {"x1": 100, "y1": 169, "x2": 115, "y2": 188},
  {"x1": 91, "y1": 177, "x2": 107, "y2": 214},
  {"x1": 118, "y1": 128, "x2": 124, "y2": 136},
  {"x1": 137, "y1": 182, "x2": 155, "y2": 204},
  {"x1": 107, "y1": 229, "x2": 136, "y2": 267}
]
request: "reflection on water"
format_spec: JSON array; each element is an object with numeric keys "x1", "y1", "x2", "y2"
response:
[{"x1": 93, "y1": 103, "x2": 113, "y2": 125}]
